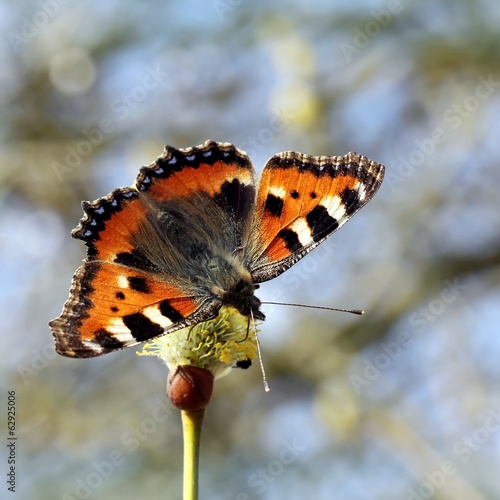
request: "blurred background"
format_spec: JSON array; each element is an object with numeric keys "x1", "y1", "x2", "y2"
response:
[{"x1": 2, "y1": 0, "x2": 500, "y2": 498}]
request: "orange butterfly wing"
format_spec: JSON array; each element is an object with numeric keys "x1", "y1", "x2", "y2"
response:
[{"x1": 247, "y1": 151, "x2": 384, "y2": 282}]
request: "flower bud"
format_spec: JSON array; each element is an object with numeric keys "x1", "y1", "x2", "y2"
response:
[{"x1": 167, "y1": 365, "x2": 214, "y2": 411}]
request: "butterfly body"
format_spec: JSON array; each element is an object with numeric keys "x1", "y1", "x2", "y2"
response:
[
  {"x1": 50, "y1": 141, "x2": 384, "y2": 357},
  {"x1": 138, "y1": 199, "x2": 264, "y2": 321}
]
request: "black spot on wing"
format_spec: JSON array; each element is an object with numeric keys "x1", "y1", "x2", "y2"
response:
[
  {"x1": 290, "y1": 190, "x2": 300, "y2": 199},
  {"x1": 159, "y1": 300, "x2": 184, "y2": 323},
  {"x1": 306, "y1": 206, "x2": 339, "y2": 242},
  {"x1": 264, "y1": 194, "x2": 284, "y2": 217},
  {"x1": 123, "y1": 313, "x2": 163, "y2": 342},
  {"x1": 127, "y1": 276, "x2": 151, "y2": 293},
  {"x1": 94, "y1": 329, "x2": 126, "y2": 350},
  {"x1": 114, "y1": 249, "x2": 158, "y2": 272},
  {"x1": 278, "y1": 229, "x2": 302, "y2": 252},
  {"x1": 340, "y1": 187, "x2": 361, "y2": 216},
  {"x1": 115, "y1": 291, "x2": 125, "y2": 300},
  {"x1": 215, "y1": 179, "x2": 255, "y2": 230}
]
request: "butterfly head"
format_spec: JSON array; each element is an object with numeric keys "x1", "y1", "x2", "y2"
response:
[{"x1": 218, "y1": 278, "x2": 266, "y2": 322}]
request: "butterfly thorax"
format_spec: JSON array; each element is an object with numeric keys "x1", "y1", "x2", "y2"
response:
[
  {"x1": 205, "y1": 255, "x2": 265, "y2": 321},
  {"x1": 130, "y1": 198, "x2": 265, "y2": 321}
]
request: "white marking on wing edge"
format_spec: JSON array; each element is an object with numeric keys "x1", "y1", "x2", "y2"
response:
[
  {"x1": 289, "y1": 218, "x2": 313, "y2": 247},
  {"x1": 357, "y1": 183, "x2": 367, "y2": 202},
  {"x1": 82, "y1": 341, "x2": 103, "y2": 353},
  {"x1": 322, "y1": 195, "x2": 346, "y2": 221},
  {"x1": 106, "y1": 317, "x2": 135, "y2": 342},
  {"x1": 143, "y1": 306, "x2": 172, "y2": 327}
]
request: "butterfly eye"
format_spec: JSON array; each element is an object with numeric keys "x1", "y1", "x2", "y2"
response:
[{"x1": 254, "y1": 284, "x2": 260, "y2": 290}]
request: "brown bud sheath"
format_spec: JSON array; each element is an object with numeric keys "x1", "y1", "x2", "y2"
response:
[{"x1": 167, "y1": 365, "x2": 214, "y2": 411}]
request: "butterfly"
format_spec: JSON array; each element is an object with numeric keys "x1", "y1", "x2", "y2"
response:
[{"x1": 49, "y1": 141, "x2": 384, "y2": 357}]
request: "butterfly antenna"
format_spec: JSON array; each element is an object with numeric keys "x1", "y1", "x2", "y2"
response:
[
  {"x1": 187, "y1": 324, "x2": 195, "y2": 340},
  {"x1": 261, "y1": 301, "x2": 364, "y2": 315},
  {"x1": 236, "y1": 317, "x2": 251, "y2": 343},
  {"x1": 250, "y1": 310, "x2": 270, "y2": 393}
]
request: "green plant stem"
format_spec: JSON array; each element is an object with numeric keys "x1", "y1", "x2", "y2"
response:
[{"x1": 181, "y1": 408, "x2": 205, "y2": 500}]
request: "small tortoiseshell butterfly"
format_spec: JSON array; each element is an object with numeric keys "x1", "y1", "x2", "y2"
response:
[{"x1": 50, "y1": 141, "x2": 384, "y2": 357}]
